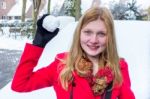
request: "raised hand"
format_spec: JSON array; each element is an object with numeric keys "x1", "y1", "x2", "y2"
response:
[{"x1": 33, "y1": 14, "x2": 60, "y2": 48}]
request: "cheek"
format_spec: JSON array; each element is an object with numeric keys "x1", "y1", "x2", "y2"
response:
[
  {"x1": 80, "y1": 33, "x2": 88, "y2": 43},
  {"x1": 100, "y1": 37, "x2": 107, "y2": 45}
]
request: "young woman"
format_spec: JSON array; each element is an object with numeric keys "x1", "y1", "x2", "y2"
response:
[{"x1": 11, "y1": 7, "x2": 135, "y2": 99}]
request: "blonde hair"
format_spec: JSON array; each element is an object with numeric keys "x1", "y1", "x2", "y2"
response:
[{"x1": 59, "y1": 7, "x2": 122, "y2": 90}]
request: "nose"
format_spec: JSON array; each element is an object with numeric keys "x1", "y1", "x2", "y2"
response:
[{"x1": 90, "y1": 34, "x2": 98, "y2": 43}]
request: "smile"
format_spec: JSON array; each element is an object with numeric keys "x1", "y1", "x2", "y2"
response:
[{"x1": 87, "y1": 45, "x2": 99, "y2": 50}]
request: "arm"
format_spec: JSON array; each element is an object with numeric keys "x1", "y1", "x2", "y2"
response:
[
  {"x1": 119, "y1": 59, "x2": 135, "y2": 99},
  {"x1": 11, "y1": 43, "x2": 58, "y2": 92},
  {"x1": 11, "y1": 14, "x2": 60, "y2": 92}
]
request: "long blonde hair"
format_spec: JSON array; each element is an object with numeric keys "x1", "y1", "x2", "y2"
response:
[{"x1": 59, "y1": 7, "x2": 122, "y2": 90}]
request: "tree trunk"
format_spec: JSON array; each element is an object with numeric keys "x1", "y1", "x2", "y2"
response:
[
  {"x1": 148, "y1": 6, "x2": 150, "y2": 20},
  {"x1": 91, "y1": 0, "x2": 101, "y2": 7},
  {"x1": 32, "y1": 0, "x2": 41, "y2": 38},
  {"x1": 21, "y1": 0, "x2": 27, "y2": 22},
  {"x1": 47, "y1": 0, "x2": 51, "y2": 14},
  {"x1": 74, "y1": 0, "x2": 81, "y2": 21}
]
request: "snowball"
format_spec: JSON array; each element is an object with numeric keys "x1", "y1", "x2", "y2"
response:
[{"x1": 42, "y1": 15, "x2": 60, "y2": 32}]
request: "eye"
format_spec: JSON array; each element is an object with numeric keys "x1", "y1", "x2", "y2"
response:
[
  {"x1": 97, "y1": 31, "x2": 106, "y2": 37},
  {"x1": 83, "y1": 30, "x2": 92, "y2": 35}
]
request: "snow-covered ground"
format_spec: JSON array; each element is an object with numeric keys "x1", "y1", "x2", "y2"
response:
[
  {"x1": 0, "y1": 34, "x2": 31, "y2": 50},
  {"x1": 0, "y1": 19, "x2": 150, "y2": 99}
]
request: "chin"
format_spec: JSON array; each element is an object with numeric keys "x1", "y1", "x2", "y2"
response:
[
  {"x1": 88, "y1": 50, "x2": 105, "y2": 57},
  {"x1": 87, "y1": 52, "x2": 100, "y2": 57}
]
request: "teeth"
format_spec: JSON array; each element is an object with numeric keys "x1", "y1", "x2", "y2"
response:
[
  {"x1": 91, "y1": 46, "x2": 97, "y2": 48},
  {"x1": 89, "y1": 46, "x2": 98, "y2": 49}
]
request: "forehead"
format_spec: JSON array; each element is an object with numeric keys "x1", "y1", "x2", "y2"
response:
[{"x1": 82, "y1": 19, "x2": 106, "y2": 31}]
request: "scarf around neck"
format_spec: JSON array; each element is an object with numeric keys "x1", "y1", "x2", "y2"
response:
[{"x1": 75, "y1": 57, "x2": 114, "y2": 96}]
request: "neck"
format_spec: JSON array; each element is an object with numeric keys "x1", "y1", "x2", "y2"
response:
[
  {"x1": 87, "y1": 55, "x2": 99, "y2": 64},
  {"x1": 93, "y1": 63, "x2": 99, "y2": 75},
  {"x1": 87, "y1": 56, "x2": 99, "y2": 75}
]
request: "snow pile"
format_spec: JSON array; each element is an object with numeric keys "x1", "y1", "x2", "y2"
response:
[
  {"x1": 0, "y1": 36, "x2": 31, "y2": 50},
  {"x1": 57, "y1": 16, "x2": 75, "y2": 29},
  {"x1": 0, "y1": 20, "x2": 150, "y2": 99}
]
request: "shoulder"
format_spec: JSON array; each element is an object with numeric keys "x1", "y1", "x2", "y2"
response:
[
  {"x1": 118, "y1": 59, "x2": 135, "y2": 98},
  {"x1": 54, "y1": 52, "x2": 68, "y2": 65},
  {"x1": 54, "y1": 52, "x2": 68, "y2": 72},
  {"x1": 119, "y1": 58, "x2": 131, "y2": 85},
  {"x1": 55, "y1": 52, "x2": 68, "y2": 60},
  {"x1": 119, "y1": 58, "x2": 128, "y2": 70}
]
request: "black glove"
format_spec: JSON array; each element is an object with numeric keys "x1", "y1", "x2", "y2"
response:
[{"x1": 33, "y1": 14, "x2": 59, "y2": 48}]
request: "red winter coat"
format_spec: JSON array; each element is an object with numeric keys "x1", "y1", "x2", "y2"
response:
[{"x1": 11, "y1": 43, "x2": 135, "y2": 99}]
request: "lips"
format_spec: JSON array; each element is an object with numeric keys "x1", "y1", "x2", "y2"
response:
[{"x1": 87, "y1": 45, "x2": 99, "y2": 50}]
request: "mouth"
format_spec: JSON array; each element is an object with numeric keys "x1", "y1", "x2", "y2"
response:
[{"x1": 87, "y1": 45, "x2": 99, "y2": 50}]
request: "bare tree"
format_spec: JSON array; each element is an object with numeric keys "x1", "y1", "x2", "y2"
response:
[
  {"x1": 127, "y1": 0, "x2": 140, "y2": 18},
  {"x1": 32, "y1": 0, "x2": 41, "y2": 37},
  {"x1": 110, "y1": 2, "x2": 129, "y2": 20},
  {"x1": 21, "y1": 0, "x2": 27, "y2": 22},
  {"x1": 109, "y1": 0, "x2": 143, "y2": 20},
  {"x1": 74, "y1": 0, "x2": 81, "y2": 20},
  {"x1": 47, "y1": 0, "x2": 51, "y2": 14},
  {"x1": 147, "y1": 6, "x2": 150, "y2": 20},
  {"x1": 63, "y1": 0, "x2": 81, "y2": 20},
  {"x1": 91, "y1": 0, "x2": 101, "y2": 7}
]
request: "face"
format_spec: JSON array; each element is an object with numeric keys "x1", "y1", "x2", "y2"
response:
[{"x1": 80, "y1": 19, "x2": 107, "y2": 59}]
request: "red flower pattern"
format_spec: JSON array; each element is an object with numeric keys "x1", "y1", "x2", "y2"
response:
[
  {"x1": 76, "y1": 58, "x2": 114, "y2": 95},
  {"x1": 95, "y1": 66, "x2": 114, "y2": 84}
]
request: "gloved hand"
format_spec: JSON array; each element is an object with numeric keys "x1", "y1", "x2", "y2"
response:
[{"x1": 33, "y1": 14, "x2": 60, "y2": 48}]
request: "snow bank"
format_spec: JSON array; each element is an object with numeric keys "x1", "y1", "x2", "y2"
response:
[
  {"x1": 0, "y1": 35, "x2": 31, "y2": 50},
  {"x1": 0, "y1": 20, "x2": 150, "y2": 99}
]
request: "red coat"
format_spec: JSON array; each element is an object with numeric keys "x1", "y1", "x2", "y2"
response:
[{"x1": 11, "y1": 43, "x2": 135, "y2": 99}]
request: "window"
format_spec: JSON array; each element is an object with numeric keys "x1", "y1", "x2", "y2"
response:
[
  {"x1": 0, "y1": 2, "x2": 2, "y2": 9},
  {"x1": 0, "y1": 1, "x2": 6, "y2": 9},
  {"x1": 1, "y1": 1, "x2": 6, "y2": 9}
]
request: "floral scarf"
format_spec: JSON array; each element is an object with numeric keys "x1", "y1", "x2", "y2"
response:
[{"x1": 76, "y1": 57, "x2": 114, "y2": 96}]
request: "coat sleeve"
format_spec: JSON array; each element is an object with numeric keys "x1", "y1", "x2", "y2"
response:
[
  {"x1": 118, "y1": 59, "x2": 135, "y2": 99},
  {"x1": 11, "y1": 43, "x2": 59, "y2": 92}
]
